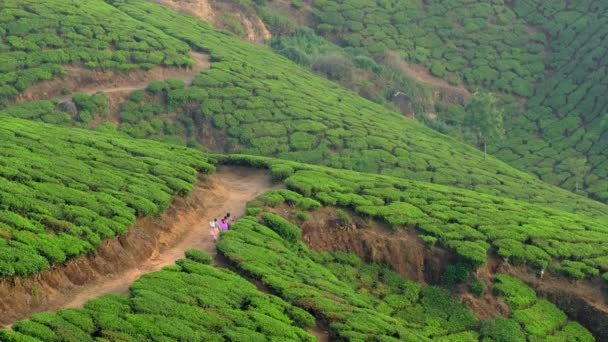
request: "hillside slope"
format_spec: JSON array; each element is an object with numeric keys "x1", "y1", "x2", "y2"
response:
[
  {"x1": 246, "y1": 0, "x2": 607, "y2": 203},
  {"x1": 495, "y1": 0, "x2": 608, "y2": 202},
  {"x1": 2, "y1": 0, "x2": 605, "y2": 219},
  {"x1": 0, "y1": 117, "x2": 212, "y2": 279}
]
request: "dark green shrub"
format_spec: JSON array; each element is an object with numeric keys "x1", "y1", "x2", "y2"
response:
[
  {"x1": 441, "y1": 263, "x2": 471, "y2": 286},
  {"x1": 184, "y1": 249, "x2": 213, "y2": 264},
  {"x1": 261, "y1": 212, "x2": 301, "y2": 243},
  {"x1": 469, "y1": 280, "x2": 486, "y2": 297},
  {"x1": 481, "y1": 318, "x2": 525, "y2": 342}
]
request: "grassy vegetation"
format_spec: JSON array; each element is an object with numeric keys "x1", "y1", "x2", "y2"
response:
[
  {"x1": 218, "y1": 216, "x2": 480, "y2": 340},
  {"x1": 215, "y1": 154, "x2": 608, "y2": 281},
  {"x1": 0, "y1": 0, "x2": 194, "y2": 108},
  {"x1": 239, "y1": 0, "x2": 607, "y2": 203},
  {"x1": 0, "y1": 251, "x2": 316, "y2": 341},
  {"x1": 1, "y1": 0, "x2": 603, "y2": 213},
  {"x1": 0, "y1": 117, "x2": 213, "y2": 278}
]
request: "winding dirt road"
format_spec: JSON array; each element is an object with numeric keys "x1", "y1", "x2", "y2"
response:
[
  {"x1": 64, "y1": 166, "x2": 281, "y2": 309},
  {"x1": 0, "y1": 166, "x2": 282, "y2": 327}
]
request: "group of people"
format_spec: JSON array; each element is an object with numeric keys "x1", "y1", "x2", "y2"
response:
[{"x1": 209, "y1": 213, "x2": 233, "y2": 242}]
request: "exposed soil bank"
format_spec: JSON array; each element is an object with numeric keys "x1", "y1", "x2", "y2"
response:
[
  {"x1": 288, "y1": 206, "x2": 608, "y2": 338},
  {"x1": 151, "y1": 0, "x2": 271, "y2": 43},
  {"x1": 0, "y1": 166, "x2": 279, "y2": 327}
]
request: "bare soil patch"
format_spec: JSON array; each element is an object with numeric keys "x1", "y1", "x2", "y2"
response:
[
  {"x1": 0, "y1": 166, "x2": 280, "y2": 327},
  {"x1": 152, "y1": 0, "x2": 271, "y2": 43}
]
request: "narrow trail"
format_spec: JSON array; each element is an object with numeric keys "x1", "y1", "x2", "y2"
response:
[
  {"x1": 19, "y1": 51, "x2": 210, "y2": 104},
  {"x1": 63, "y1": 166, "x2": 281, "y2": 310},
  {"x1": 0, "y1": 166, "x2": 281, "y2": 327}
]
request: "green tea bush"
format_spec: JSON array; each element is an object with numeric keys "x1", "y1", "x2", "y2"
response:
[
  {"x1": 184, "y1": 249, "x2": 213, "y2": 264},
  {"x1": 493, "y1": 274, "x2": 537, "y2": 310},
  {"x1": 261, "y1": 212, "x2": 301, "y2": 243},
  {"x1": 481, "y1": 317, "x2": 526, "y2": 342},
  {"x1": 512, "y1": 299, "x2": 567, "y2": 336},
  {"x1": 0, "y1": 117, "x2": 212, "y2": 278}
]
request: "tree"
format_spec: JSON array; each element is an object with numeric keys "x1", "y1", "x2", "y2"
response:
[{"x1": 465, "y1": 92, "x2": 505, "y2": 159}]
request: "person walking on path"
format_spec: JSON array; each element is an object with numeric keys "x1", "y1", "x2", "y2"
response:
[
  {"x1": 209, "y1": 218, "x2": 219, "y2": 242},
  {"x1": 220, "y1": 217, "x2": 229, "y2": 231},
  {"x1": 226, "y1": 212, "x2": 234, "y2": 228}
]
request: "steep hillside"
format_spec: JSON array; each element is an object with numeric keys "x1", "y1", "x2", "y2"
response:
[
  {"x1": 264, "y1": 0, "x2": 606, "y2": 203},
  {"x1": 218, "y1": 154, "x2": 608, "y2": 276},
  {"x1": 0, "y1": 117, "x2": 212, "y2": 279},
  {"x1": 495, "y1": 0, "x2": 608, "y2": 202},
  {"x1": 2, "y1": 0, "x2": 605, "y2": 218},
  {"x1": 0, "y1": 0, "x2": 196, "y2": 108},
  {"x1": 2, "y1": 226, "x2": 595, "y2": 341}
]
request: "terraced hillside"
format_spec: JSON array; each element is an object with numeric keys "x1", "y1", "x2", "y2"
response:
[
  {"x1": 0, "y1": 1, "x2": 605, "y2": 339},
  {"x1": 0, "y1": 117, "x2": 212, "y2": 278},
  {"x1": 0, "y1": 0, "x2": 195, "y2": 108},
  {"x1": 1, "y1": 0, "x2": 605, "y2": 218},
  {"x1": 495, "y1": 0, "x2": 608, "y2": 203},
  {"x1": 2, "y1": 225, "x2": 596, "y2": 341},
  {"x1": 219, "y1": 154, "x2": 608, "y2": 279},
  {"x1": 242, "y1": 0, "x2": 607, "y2": 203}
]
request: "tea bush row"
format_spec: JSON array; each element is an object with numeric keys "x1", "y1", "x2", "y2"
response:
[{"x1": 492, "y1": 0, "x2": 608, "y2": 203}]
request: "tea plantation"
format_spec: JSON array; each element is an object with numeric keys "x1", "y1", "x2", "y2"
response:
[
  {"x1": 4, "y1": 234, "x2": 593, "y2": 341},
  {"x1": 0, "y1": 0, "x2": 194, "y2": 108},
  {"x1": 301, "y1": 0, "x2": 544, "y2": 97},
  {"x1": 217, "y1": 154, "x2": 608, "y2": 281},
  {"x1": 256, "y1": 0, "x2": 608, "y2": 203},
  {"x1": 494, "y1": 0, "x2": 608, "y2": 203},
  {"x1": 216, "y1": 215, "x2": 593, "y2": 340},
  {"x1": 1, "y1": 0, "x2": 600, "y2": 217},
  {"x1": 0, "y1": 250, "x2": 316, "y2": 341},
  {"x1": 0, "y1": 117, "x2": 213, "y2": 278}
]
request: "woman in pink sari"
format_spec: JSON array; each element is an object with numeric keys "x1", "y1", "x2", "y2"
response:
[{"x1": 220, "y1": 218, "x2": 229, "y2": 231}]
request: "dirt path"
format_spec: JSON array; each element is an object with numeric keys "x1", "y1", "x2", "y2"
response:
[
  {"x1": 18, "y1": 51, "x2": 210, "y2": 104},
  {"x1": 0, "y1": 166, "x2": 281, "y2": 327},
  {"x1": 63, "y1": 166, "x2": 281, "y2": 310}
]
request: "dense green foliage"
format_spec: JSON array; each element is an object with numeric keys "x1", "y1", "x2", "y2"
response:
[
  {"x1": 217, "y1": 154, "x2": 608, "y2": 280},
  {"x1": 44, "y1": 0, "x2": 600, "y2": 216},
  {"x1": 493, "y1": 0, "x2": 608, "y2": 203},
  {"x1": 0, "y1": 117, "x2": 213, "y2": 278},
  {"x1": 217, "y1": 214, "x2": 594, "y2": 340},
  {"x1": 1, "y1": 251, "x2": 316, "y2": 341},
  {"x1": 299, "y1": 0, "x2": 545, "y2": 96},
  {"x1": 1, "y1": 0, "x2": 604, "y2": 212},
  {"x1": 263, "y1": 0, "x2": 608, "y2": 203},
  {"x1": 492, "y1": 274, "x2": 594, "y2": 340},
  {"x1": 218, "y1": 216, "x2": 481, "y2": 340},
  {"x1": 0, "y1": 0, "x2": 194, "y2": 107}
]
